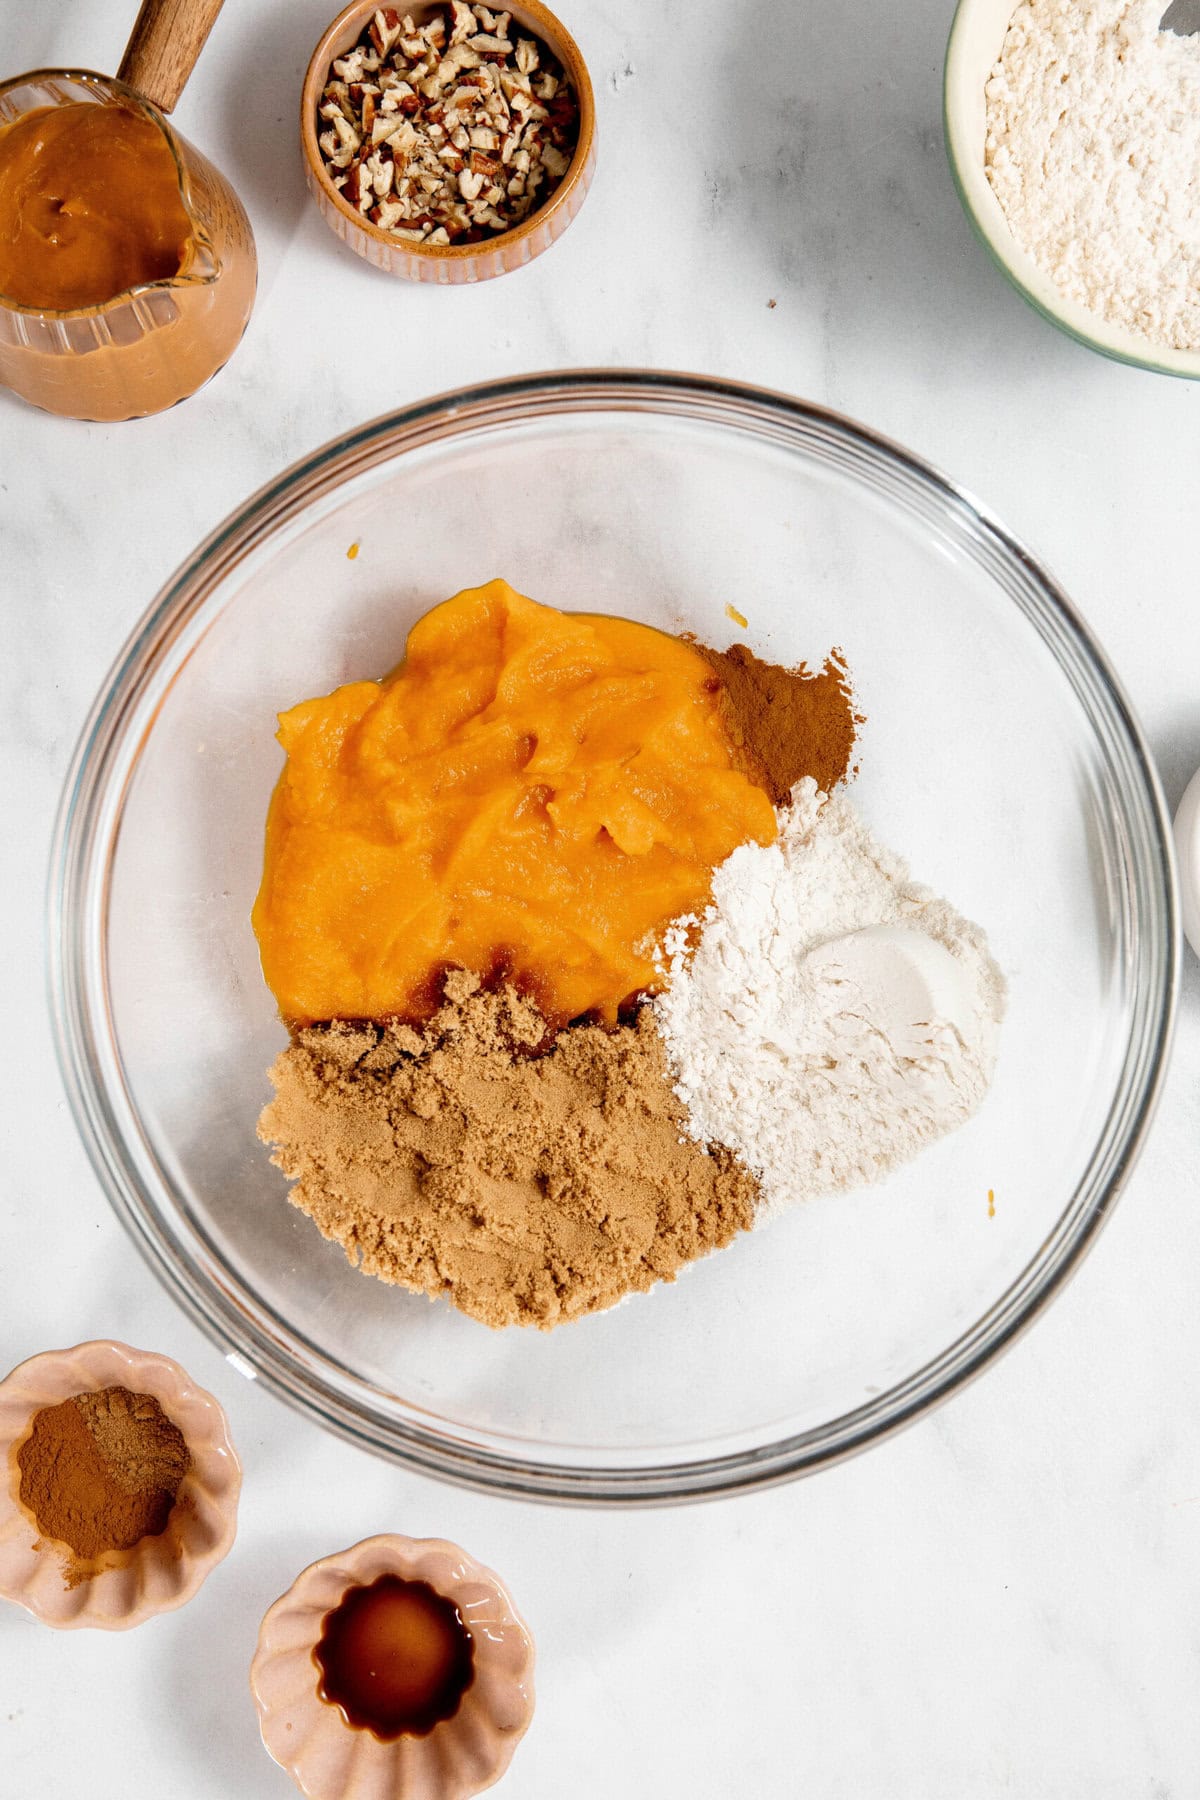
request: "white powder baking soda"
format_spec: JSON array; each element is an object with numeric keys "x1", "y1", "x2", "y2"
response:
[
  {"x1": 653, "y1": 780, "x2": 1006, "y2": 1220},
  {"x1": 984, "y1": 0, "x2": 1200, "y2": 352}
]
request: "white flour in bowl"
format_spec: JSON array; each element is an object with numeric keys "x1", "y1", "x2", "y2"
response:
[
  {"x1": 653, "y1": 780, "x2": 1005, "y2": 1221},
  {"x1": 984, "y1": 0, "x2": 1200, "y2": 353}
]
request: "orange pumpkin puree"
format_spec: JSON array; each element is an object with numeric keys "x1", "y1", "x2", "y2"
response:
[
  {"x1": 253, "y1": 580, "x2": 778, "y2": 1028},
  {"x1": 0, "y1": 102, "x2": 192, "y2": 310}
]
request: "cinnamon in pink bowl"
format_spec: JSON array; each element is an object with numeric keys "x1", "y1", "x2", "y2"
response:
[{"x1": 0, "y1": 1339, "x2": 240, "y2": 1629}]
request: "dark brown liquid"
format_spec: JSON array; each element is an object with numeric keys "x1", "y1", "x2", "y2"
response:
[{"x1": 314, "y1": 1574, "x2": 475, "y2": 1740}]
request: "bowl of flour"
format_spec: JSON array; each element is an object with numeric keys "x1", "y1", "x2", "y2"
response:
[{"x1": 945, "y1": 0, "x2": 1200, "y2": 378}]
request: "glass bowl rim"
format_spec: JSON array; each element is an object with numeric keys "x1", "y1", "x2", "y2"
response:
[{"x1": 48, "y1": 368, "x2": 1179, "y2": 1505}]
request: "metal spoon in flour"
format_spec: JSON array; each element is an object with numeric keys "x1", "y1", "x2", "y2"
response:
[{"x1": 1161, "y1": 0, "x2": 1200, "y2": 35}]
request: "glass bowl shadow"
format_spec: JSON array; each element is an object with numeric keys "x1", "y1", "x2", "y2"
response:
[{"x1": 50, "y1": 371, "x2": 1177, "y2": 1504}]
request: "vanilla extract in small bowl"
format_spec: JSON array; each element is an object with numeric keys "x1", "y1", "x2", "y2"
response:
[
  {"x1": 315, "y1": 1573, "x2": 475, "y2": 1738},
  {"x1": 251, "y1": 1533, "x2": 535, "y2": 1798}
]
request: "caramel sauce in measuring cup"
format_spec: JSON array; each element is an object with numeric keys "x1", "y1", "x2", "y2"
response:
[
  {"x1": 0, "y1": 69, "x2": 255, "y2": 421},
  {"x1": 0, "y1": 1, "x2": 254, "y2": 419},
  {"x1": 0, "y1": 101, "x2": 194, "y2": 311}
]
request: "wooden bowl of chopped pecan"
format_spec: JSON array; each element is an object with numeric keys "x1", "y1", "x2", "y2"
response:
[{"x1": 302, "y1": 1, "x2": 594, "y2": 282}]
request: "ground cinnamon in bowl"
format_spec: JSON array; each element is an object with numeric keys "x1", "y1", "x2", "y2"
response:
[
  {"x1": 699, "y1": 641, "x2": 861, "y2": 803},
  {"x1": 17, "y1": 1386, "x2": 191, "y2": 1586},
  {"x1": 0, "y1": 1342, "x2": 240, "y2": 1629}
]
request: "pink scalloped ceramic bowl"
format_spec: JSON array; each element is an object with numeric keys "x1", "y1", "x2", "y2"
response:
[
  {"x1": 251, "y1": 1535, "x2": 536, "y2": 1798},
  {"x1": 0, "y1": 1339, "x2": 241, "y2": 1629}
]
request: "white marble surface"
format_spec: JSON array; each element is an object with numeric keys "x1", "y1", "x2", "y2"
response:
[{"x1": 3, "y1": 1, "x2": 1200, "y2": 1794}]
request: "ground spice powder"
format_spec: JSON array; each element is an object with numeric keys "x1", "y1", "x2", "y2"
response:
[
  {"x1": 259, "y1": 972, "x2": 758, "y2": 1329},
  {"x1": 17, "y1": 1386, "x2": 191, "y2": 1578},
  {"x1": 701, "y1": 641, "x2": 861, "y2": 804}
]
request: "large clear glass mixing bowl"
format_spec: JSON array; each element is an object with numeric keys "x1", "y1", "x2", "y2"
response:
[{"x1": 50, "y1": 373, "x2": 1177, "y2": 1503}]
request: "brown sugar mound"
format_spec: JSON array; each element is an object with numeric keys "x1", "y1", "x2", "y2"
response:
[
  {"x1": 699, "y1": 641, "x2": 861, "y2": 804},
  {"x1": 258, "y1": 971, "x2": 758, "y2": 1330}
]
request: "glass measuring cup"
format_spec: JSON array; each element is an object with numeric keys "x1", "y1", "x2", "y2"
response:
[{"x1": 0, "y1": 70, "x2": 256, "y2": 421}]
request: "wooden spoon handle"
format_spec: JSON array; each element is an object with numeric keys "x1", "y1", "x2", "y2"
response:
[{"x1": 117, "y1": 0, "x2": 227, "y2": 113}]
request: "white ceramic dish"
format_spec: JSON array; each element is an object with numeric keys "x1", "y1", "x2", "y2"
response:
[
  {"x1": 1173, "y1": 765, "x2": 1200, "y2": 957},
  {"x1": 944, "y1": 0, "x2": 1200, "y2": 380}
]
